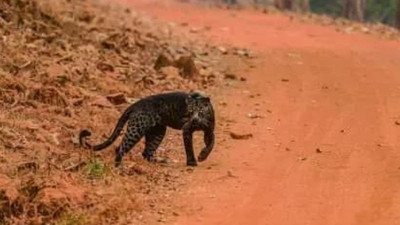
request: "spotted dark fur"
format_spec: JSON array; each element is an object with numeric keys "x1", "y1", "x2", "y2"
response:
[{"x1": 79, "y1": 91, "x2": 215, "y2": 167}]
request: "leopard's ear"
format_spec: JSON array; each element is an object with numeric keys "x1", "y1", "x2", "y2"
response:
[
  {"x1": 188, "y1": 91, "x2": 202, "y2": 99},
  {"x1": 185, "y1": 93, "x2": 195, "y2": 105},
  {"x1": 189, "y1": 90, "x2": 209, "y2": 99}
]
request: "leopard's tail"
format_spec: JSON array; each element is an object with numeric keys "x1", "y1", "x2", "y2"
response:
[{"x1": 79, "y1": 107, "x2": 132, "y2": 151}]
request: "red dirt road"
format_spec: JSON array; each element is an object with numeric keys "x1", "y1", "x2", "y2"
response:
[{"x1": 113, "y1": 1, "x2": 400, "y2": 224}]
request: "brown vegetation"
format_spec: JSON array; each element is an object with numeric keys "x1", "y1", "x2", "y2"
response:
[
  {"x1": 343, "y1": 0, "x2": 365, "y2": 22},
  {"x1": 274, "y1": 0, "x2": 309, "y2": 13},
  {"x1": 397, "y1": 0, "x2": 400, "y2": 29}
]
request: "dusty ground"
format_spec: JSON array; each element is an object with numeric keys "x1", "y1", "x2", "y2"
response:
[{"x1": 114, "y1": 1, "x2": 400, "y2": 225}]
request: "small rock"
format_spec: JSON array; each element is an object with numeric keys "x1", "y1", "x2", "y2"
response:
[
  {"x1": 236, "y1": 49, "x2": 246, "y2": 56},
  {"x1": 227, "y1": 170, "x2": 236, "y2": 177},
  {"x1": 96, "y1": 62, "x2": 114, "y2": 72},
  {"x1": 154, "y1": 53, "x2": 174, "y2": 71},
  {"x1": 173, "y1": 56, "x2": 199, "y2": 78},
  {"x1": 91, "y1": 95, "x2": 113, "y2": 108},
  {"x1": 220, "y1": 27, "x2": 230, "y2": 32},
  {"x1": 218, "y1": 46, "x2": 228, "y2": 54},
  {"x1": 72, "y1": 98, "x2": 84, "y2": 107},
  {"x1": 344, "y1": 27, "x2": 354, "y2": 34},
  {"x1": 23, "y1": 121, "x2": 40, "y2": 131},
  {"x1": 247, "y1": 113, "x2": 261, "y2": 119},
  {"x1": 395, "y1": 121, "x2": 400, "y2": 126},
  {"x1": 199, "y1": 68, "x2": 213, "y2": 77},
  {"x1": 361, "y1": 27, "x2": 370, "y2": 33},
  {"x1": 157, "y1": 217, "x2": 167, "y2": 223},
  {"x1": 281, "y1": 78, "x2": 290, "y2": 82},
  {"x1": 190, "y1": 27, "x2": 201, "y2": 33},
  {"x1": 51, "y1": 133, "x2": 60, "y2": 146},
  {"x1": 106, "y1": 93, "x2": 128, "y2": 105},
  {"x1": 224, "y1": 73, "x2": 237, "y2": 80},
  {"x1": 244, "y1": 51, "x2": 252, "y2": 58},
  {"x1": 229, "y1": 131, "x2": 253, "y2": 140},
  {"x1": 316, "y1": 148, "x2": 322, "y2": 153},
  {"x1": 287, "y1": 52, "x2": 301, "y2": 58},
  {"x1": 71, "y1": 135, "x2": 80, "y2": 145},
  {"x1": 154, "y1": 157, "x2": 171, "y2": 164},
  {"x1": 135, "y1": 38, "x2": 146, "y2": 48}
]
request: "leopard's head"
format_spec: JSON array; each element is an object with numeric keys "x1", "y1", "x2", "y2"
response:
[{"x1": 186, "y1": 91, "x2": 214, "y2": 124}]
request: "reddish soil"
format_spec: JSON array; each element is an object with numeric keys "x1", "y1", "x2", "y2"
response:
[{"x1": 109, "y1": 1, "x2": 400, "y2": 225}]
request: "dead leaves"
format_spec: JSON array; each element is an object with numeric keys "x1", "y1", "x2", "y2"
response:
[
  {"x1": 0, "y1": 176, "x2": 71, "y2": 224},
  {"x1": 27, "y1": 87, "x2": 69, "y2": 107}
]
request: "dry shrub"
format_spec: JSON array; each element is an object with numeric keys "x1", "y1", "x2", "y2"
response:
[
  {"x1": 27, "y1": 87, "x2": 69, "y2": 107},
  {"x1": 0, "y1": 176, "x2": 71, "y2": 225}
]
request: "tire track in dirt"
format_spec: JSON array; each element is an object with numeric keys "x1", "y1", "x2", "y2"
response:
[{"x1": 110, "y1": 1, "x2": 400, "y2": 224}]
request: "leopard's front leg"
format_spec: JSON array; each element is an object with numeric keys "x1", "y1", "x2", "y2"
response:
[
  {"x1": 197, "y1": 126, "x2": 215, "y2": 162},
  {"x1": 183, "y1": 123, "x2": 197, "y2": 167}
]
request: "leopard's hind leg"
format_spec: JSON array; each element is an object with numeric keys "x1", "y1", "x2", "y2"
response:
[
  {"x1": 142, "y1": 125, "x2": 166, "y2": 162},
  {"x1": 114, "y1": 120, "x2": 145, "y2": 167}
]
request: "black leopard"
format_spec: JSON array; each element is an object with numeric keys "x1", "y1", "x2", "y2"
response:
[{"x1": 79, "y1": 91, "x2": 215, "y2": 167}]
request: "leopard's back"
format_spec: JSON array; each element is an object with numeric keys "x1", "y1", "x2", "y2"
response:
[
  {"x1": 128, "y1": 91, "x2": 188, "y2": 129},
  {"x1": 126, "y1": 91, "x2": 214, "y2": 131}
]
